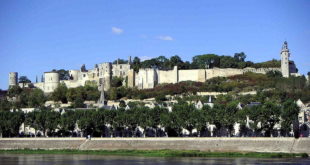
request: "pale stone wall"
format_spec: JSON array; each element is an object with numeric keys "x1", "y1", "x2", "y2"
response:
[
  {"x1": 112, "y1": 63, "x2": 130, "y2": 78},
  {"x1": 178, "y1": 69, "x2": 201, "y2": 82},
  {"x1": 1, "y1": 138, "x2": 309, "y2": 154},
  {"x1": 61, "y1": 80, "x2": 82, "y2": 89},
  {"x1": 136, "y1": 68, "x2": 157, "y2": 89},
  {"x1": 33, "y1": 82, "x2": 44, "y2": 91},
  {"x1": 158, "y1": 70, "x2": 175, "y2": 84},
  {"x1": 127, "y1": 69, "x2": 135, "y2": 88},
  {"x1": 206, "y1": 68, "x2": 244, "y2": 79}
]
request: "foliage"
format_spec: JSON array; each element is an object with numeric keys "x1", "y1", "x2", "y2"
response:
[
  {"x1": 253, "y1": 59, "x2": 281, "y2": 68},
  {"x1": 7, "y1": 86, "x2": 22, "y2": 97},
  {"x1": 28, "y1": 88, "x2": 46, "y2": 108},
  {"x1": 51, "y1": 83, "x2": 68, "y2": 103},
  {"x1": 111, "y1": 77, "x2": 124, "y2": 88},
  {"x1": 280, "y1": 100, "x2": 299, "y2": 136},
  {"x1": 266, "y1": 70, "x2": 283, "y2": 78},
  {"x1": 112, "y1": 58, "x2": 128, "y2": 64},
  {"x1": 25, "y1": 108, "x2": 60, "y2": 137},
  {"x1": 0, "y1": 110, "x2": 24, "y2": 137},
  {"x1": 18, "y1": 76, "x2": 31, "y2": 88},
  {"x1": 52, "y1": 69, "x2": 70, "y2": 80}
]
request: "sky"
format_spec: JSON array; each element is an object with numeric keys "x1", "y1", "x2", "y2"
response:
[{"x1": 0, "y1": 0, "x2": 309, "y2": 90}]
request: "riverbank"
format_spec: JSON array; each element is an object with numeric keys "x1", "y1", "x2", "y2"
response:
[
  {"x1": 1, "y1": 138, "x2": 310, "y2": 155},
  {"x1": 0, "y1": 149, "x2": 308, "y2": 158}
]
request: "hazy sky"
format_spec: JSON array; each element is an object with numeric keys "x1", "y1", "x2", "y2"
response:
[{"x1": 0, "y1": 0, "x2": 309, "y2": 89}]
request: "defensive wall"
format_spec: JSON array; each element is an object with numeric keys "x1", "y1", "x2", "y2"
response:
[
  {"x1": 132, "y1": 67, "x2": 281, "y2": 89},
  {"x1": 0, "y1": 138, "x2": 309, "y2": 154}
]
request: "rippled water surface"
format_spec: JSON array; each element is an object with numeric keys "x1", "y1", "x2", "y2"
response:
[{"x1": 0, "y1": 154, "x2": 310, "y2": 165}]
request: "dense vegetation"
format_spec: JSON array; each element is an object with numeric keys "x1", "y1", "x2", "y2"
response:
[
  {"x1": 105, "y1": 72, "x2": 310, "y2": 103},
  {"x1": 0, "y1": 83, "x2": 100, "y2": 109},
  {"x1": 129, "y1": 53, "x2": 281, "y2": 71},
  {"x1": 0, "y1": 149, "x2": 307, "y2": 158},
  {"x1": 0, "y1": 98, "x2": 301, "y2": 138}
]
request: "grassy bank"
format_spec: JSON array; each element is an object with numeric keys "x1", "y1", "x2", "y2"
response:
[{"x1": 0, "y1": 149, "x2": 308, "y2": 158}]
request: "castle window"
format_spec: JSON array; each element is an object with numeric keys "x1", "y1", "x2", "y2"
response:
[
  {"x1": 83, "y1": 74, "x2": 86, "y2": 77},
  {"x1": 120, "y1": 65, "x2": 122, "y2": 69}
]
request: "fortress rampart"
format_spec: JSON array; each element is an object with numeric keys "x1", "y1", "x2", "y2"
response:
[
  {"x1": 8, "y1": 42, "x2": 299, "y2": 92},
  {"x1": 0, "y1": 138, "x2": 309, "y2": 154}
]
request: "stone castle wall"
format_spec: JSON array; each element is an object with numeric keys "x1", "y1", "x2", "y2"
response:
[
  {"x1": 130, "y1": 67, "x2": 281, "y2": 89},
  {"x1": 178, "y1": 69, "x2": 201, "y2": 82},
  {"x1": 1, "y1": 138, "x2": 309, "y2": 154}
]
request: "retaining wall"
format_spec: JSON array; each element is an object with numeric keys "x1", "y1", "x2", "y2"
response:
[{"x1": 0, "y1": 138, "x2": 309, "y2": 154}]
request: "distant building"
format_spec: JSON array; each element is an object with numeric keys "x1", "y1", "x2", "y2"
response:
[{"x1": 8, "y1": 42, "x2": 300, "y2": 93}]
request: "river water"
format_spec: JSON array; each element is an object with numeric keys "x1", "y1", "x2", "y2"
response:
[{"x1": 0, "y1": 154, "x2": 310, "y2": 165}]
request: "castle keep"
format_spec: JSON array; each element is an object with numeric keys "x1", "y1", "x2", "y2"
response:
[{"x1": 8, "y1": 42, "x2": 299, "y2": 93}]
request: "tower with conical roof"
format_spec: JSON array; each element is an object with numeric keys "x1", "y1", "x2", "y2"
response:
[{"x1": 281, "y1": 41, "x2": 290, "y2": 77}]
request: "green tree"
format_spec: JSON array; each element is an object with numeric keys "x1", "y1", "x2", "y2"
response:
[
  {"x1": 149, "y1": 106, "x2": 168, "y2": 137},
  {"x1": 113, "y1": 58, "x2": 128, "y2": 64},
  {"x1": 25, "y1": 108, "x2": 60, "y2": 137},
  {"x1": 0, "y1": 98, "x2": 11, "y2": 111},
  {"x1": 84, "y1": 85, "x2": 100, "y2": 101},
  {"x1": 222, "y1": 101, "x2": 239, "y2": 137},
  {"x1": 192, "y1": 54, "x2": 220, "y2": 69},
  {"x1": 0, "y1": 110, "x2": 24, "y2": 137},
  {"x1": 54, "y1": 69, "x2": 70, "y2": 80},
  {"x1": 135, "y1": 107, "x2": 152, "y2": 137},
  {"x1": 76, "y1": 109, "x2": 96, "y2": 137},
  {"x1": 160, "y1": 107, "x2": 183, "y2": 137},
  {"x1": 259, "y1": 102, "x2": 281, "y2": 137},
  {"x1": 170, "y1": 55, "x2": 183, "y2": 68},
  {"x1": 234, "y1": 52, "x2": 247, "y2": 62},
  {"x1": 266, "y1": 70, "x2": 283, "y2": 78},
  {"x1": 173, "y1": 102, "x2": 197, "y2": 136},
  {"x1": 93, "y1": 110, "x2": 106, "y2": 137},
  {"x1": 28, "y1": 88, "x2": 46, "y2": 108},
  {"x1": 18, "y1": 76, "x2": 31, "y2": 88},
  {"x1": 7, "y1": 85, "x2": 22, "y2": 97},
  {"x1": 111, "y1": 77, "x2": 124, "y2": 88},
  {"x1": 59, "y1": 110, "x2": 77, "y2": 136},
  {"x1": 51, "y1": 83, "x2": 68, "y2": 103},
  {"x1": 104, "y1": 109, "x2": 117, "y2": 137},
  {"x1": 132, "y1": 57, "x2": 141, "y2": 72},
  {"x1": 280, "y1": 100, "x2": 299, "y2": 136}
]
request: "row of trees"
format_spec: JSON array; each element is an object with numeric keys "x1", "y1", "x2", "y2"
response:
[
  {"x1": 127, "y1": 53, "x2": 282, "y2": 72},
  {"x1": 0, "y1": 99, "x2": 300, "y2": 138}
]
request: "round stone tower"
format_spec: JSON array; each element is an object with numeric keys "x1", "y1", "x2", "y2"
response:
[
  {"x1": 9, "y1": 72, "x2": 18, "y2": 87},
  {"x1": 44, "y1": 71, "x2": 60, "y2": 93},
  {"x1": 103, "y1": 63, "x2": 112, "y2": 91},
  {"x1": 281, "y1": 41, "x2": 290, "y2": 78}
]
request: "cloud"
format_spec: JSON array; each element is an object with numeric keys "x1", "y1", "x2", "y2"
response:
[
  {"x1": 112, "y1": 27, "x2": 123, "y2": 34},
  {"x1": 139, "y1": 56, "x2": 153, "y2": 61},
  {"x1": 157, "y1": 35, "x2": 173, "y2": 41}
]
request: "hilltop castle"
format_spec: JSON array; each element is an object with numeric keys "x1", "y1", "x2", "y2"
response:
[{"x1": 8, "y1": 41, "x2": 299, "y2": 93}]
